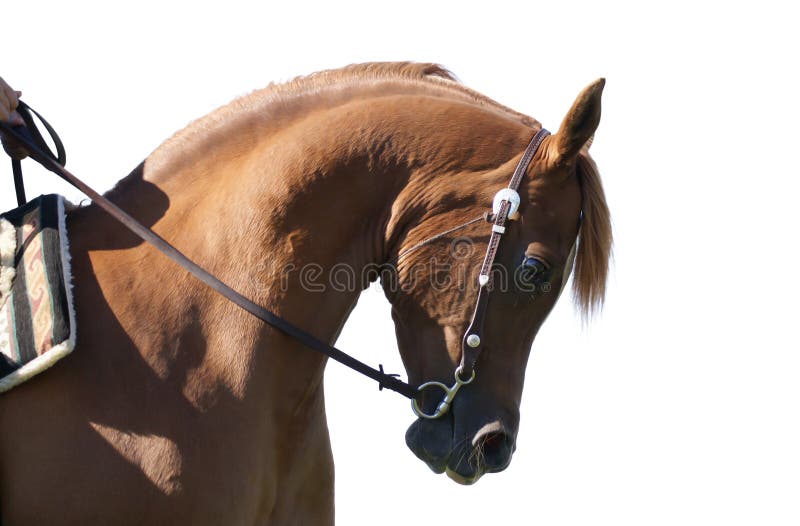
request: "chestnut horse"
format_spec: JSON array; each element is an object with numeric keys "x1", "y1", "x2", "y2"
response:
[{"x1": 0, "y1": 63, "x2": 610, "y2": 524}]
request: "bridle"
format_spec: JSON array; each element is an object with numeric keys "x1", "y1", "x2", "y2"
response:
[
  {"x1": 1, "y1": 102, "x2": 548, "y2": 420},
  {"x1": 410, "y1": 128, "x2": 550, "y2": 418}
]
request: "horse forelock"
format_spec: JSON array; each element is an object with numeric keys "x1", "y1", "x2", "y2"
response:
[{"x1": 573, "y1": 151, "x2": 613, "y2": 321}]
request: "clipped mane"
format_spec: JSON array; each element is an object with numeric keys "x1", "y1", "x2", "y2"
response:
[
  {"x1": 150, "y1": 62, "x2": 539, "y2": 165},
  {"x1": 236, "y1": 61, "x2": 539, "y2": 126},
  {"x1": 573, "y1": 151, "x2": 612, "y2": 320}
]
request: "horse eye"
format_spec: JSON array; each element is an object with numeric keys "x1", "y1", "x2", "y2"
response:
[
  {"x1": 520, "y1": 256, "x2": 547, "y2": 282},
  {"x1": 522, "y1": 256, "x2": 546, "y2": 272}
]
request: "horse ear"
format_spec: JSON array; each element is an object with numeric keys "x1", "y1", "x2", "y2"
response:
[{"x1": 550, "y1": 78, "x2": 605, "y2": 163}]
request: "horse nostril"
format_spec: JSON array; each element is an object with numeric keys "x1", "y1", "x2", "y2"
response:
[
  {"x1": 472, "y1": 422, "x2": 514, "y2": 472},
  {"x1": 478, "y1": 431, "x2": 513, "y2": 469}
]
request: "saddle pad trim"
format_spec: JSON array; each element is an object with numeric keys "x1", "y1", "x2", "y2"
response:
[
  {"x1": 0, "y1": 218, "x2": 15, "y2": 302},
  {"x1": 0, "y1": 196, "x2": 75, "y2": 393}
]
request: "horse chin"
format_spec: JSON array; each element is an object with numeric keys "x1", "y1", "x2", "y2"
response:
[{"x1": 445, "y1": 467, "x2": 484, "y2": 486}]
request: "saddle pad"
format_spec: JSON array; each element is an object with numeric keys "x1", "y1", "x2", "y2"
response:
[{"x1": 0, "y1": 194, "x2": 75, "y2": 394}]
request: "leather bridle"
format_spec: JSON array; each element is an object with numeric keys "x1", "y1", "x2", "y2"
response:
[
  {"x1": 411, "y1": 128, "x2": 550, "y2": 418},
  {"x1": 1, "y1": 102, "x2": 549, "y2": 420}
]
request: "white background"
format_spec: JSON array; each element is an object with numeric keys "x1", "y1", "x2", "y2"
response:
[{"x1": 3, "y1": 1, "x2": 799, "y2": 524}]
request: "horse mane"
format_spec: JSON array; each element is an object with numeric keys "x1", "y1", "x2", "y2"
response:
[
  {"x1": 243, "y1": 61, "x2": 539, "y2": 126},
  {"x1": 573, "y1": 151, "x2": 612, "y2": 320},
  {"x1": 146, "y1": 62, "x2": 539, "y2": 166}
]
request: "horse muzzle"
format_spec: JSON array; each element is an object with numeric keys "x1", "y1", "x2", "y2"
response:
[{"x1": 405, "y1": 414, "x2": 517, "y2": 485}]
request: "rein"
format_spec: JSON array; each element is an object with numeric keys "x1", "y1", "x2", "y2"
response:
[
  {"x1": 0, "y1": 102, "x2": 416, "y2": 399},
  {"x1": 1, "y1": 102, "x2": 549, "y2": 419}
]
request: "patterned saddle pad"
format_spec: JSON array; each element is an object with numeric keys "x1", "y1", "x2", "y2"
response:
[{"x1": 0, "y1": 194, "x2": 75, "y2": 394}]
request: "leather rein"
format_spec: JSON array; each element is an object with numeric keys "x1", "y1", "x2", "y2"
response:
[{"x1": 0, "y1": 102, "x2": 548, "y2": 419}]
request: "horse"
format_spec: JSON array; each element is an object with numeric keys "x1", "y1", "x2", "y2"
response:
[{"x1": 0, "y1": 62, "x2": 611, "y2": 524}]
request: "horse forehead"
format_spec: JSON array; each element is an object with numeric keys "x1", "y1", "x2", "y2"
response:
[
  {"x1": 511, "y1": 191, "x2": 580, "y2": 261},
  {"x1": 521, "y1": 174, "x2": 581, "y2": 221}
]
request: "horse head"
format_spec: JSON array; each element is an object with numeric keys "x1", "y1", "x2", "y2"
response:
[{"x1": 384, "y1": 79, "x2": 611, "y2": 484}]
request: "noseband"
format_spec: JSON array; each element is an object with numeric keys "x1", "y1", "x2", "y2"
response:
[{"x1": 412, "y1": 128, "x2": 550, "y2": 419}]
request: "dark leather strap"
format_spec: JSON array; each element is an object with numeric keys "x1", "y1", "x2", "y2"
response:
[
  {"x1": 459, "y1": 128, "x2": 550, "y2": 377},
  {"x1": 12, "y1": 159, "x2": 24, "y2": 205},
  {"x1": 7, "y1": 101, "x2": 66, "y2": 206},
  {"x1": 0, "y1": 105, "x2": 417, "y2": 399}
]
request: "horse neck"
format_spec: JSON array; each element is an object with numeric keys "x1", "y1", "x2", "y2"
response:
[{"x1": 67, "y1": 94, "x2": 528, "y2": 405}]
